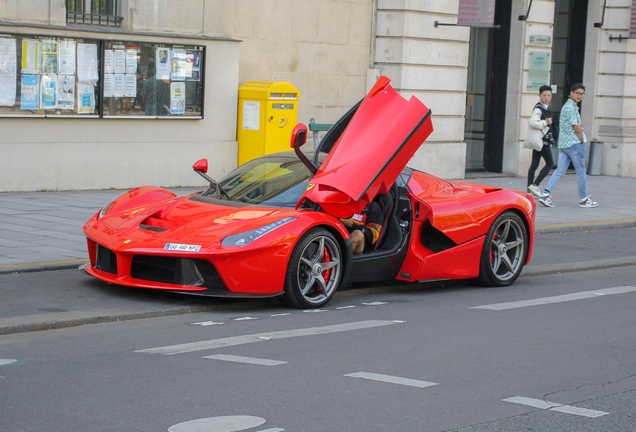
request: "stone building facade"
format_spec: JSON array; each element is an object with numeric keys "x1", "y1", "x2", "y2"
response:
[{"x1": 1, "y1": 0, "x2": 635, "y2": 192}]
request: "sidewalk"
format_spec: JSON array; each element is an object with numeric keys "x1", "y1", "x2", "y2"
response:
[
  {"x1": 0, "y1": 187, "x2": 199, "y2": 273},
  {"x1": 1, "y1": 174, "x2": 635, "y2": 274},
  {"x1": 0, "y1": 174, "x2": 635, "y2": 335}
]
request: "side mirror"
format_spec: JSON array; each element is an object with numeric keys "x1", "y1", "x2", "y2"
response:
[
  {"x1": 290, "y1": 123, "x2": 316, "y2": 174},
  {"x1": 290, "y1": 123, "x2": 308, "y2": 149},
  {"x1": 192, "y1": 158, "x2": 208, "y2": 173}
]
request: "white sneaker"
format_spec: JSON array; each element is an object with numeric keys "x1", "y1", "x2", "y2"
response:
[
  {"x1": 579, "y1": 196, "x2": 598, "y2": 208},
  {"x1": 538, "y1": 194, "x2": 555, "y2": 208},
  {"x1": 527, "y1": 184, "x2": 542, "y2": 199}
]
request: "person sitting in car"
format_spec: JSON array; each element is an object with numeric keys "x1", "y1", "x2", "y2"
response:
[{"x1": 340, "y1": 201, "x2": 384, "y2": 253}]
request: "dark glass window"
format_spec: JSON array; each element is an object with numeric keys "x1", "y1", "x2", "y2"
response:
[
  {"x1": 102, "y1": 41, "x2": 205, "y2": 118},
  {"x1": 66, "y1": 0, "x2": 123, "y2": 27}
]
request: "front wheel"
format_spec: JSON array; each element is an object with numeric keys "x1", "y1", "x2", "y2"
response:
[
  {"x1": 477, "y1": 211, "x2": 528, "y2": 286},
  {"x1": 282, "y1": 228, "x2": 343, "y2": 309}
]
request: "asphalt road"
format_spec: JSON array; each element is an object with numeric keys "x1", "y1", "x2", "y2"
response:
[
  {"x1": 0, "y1": 228, "x2": 635, "y2": 431},
  {"x1": 1, "y1": 227, "x2": 636, "y2": 333}
]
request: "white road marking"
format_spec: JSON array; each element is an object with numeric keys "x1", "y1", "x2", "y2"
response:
[
  {"x1": 344, "y1": 372, "x2": 438, "y2": 388},
  {"x1": 137, "y1": 320, "x2": 398, "y2": 355},
  {"x1": 502, "y1": 396, "x2": 560, "y2": 409},
  {"x1": 303, "y1": 309, "x2": 327, "y2": 313},
  {"x1": 362, "y1": 301, "x2": 388, "y2": 306},
  {"x1": 336, "y1": 305, "x2": 356, "y2": 309},
  {"x1": 234, "y1": 316, "x2": 259, "y2": 321},
  {"x1": 0, "y1": 359, "x2": 17, "y2": 366},
  {"x1": 168, "y1": 416, "x2": 266, "y2": 432},
  {"x1": 203, "y1": 354, "x2": 287, "y2": 366},
  {"x1": 471, "y1": 285, "x2": 636, "y2": 310},
  {"x1": 271, "y1": 313, "x2": 291, "y2": 317},
  {"x1": 503, "y1": 396, "x2": 609, "y2": 418},
  {"x1": 550, "y1": 405, "x2": 609, "y2": 417},
  {"x1": 191, "y1": 321, "x2": 224, "y2": 326}
]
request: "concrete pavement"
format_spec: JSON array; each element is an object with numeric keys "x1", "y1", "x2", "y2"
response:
[{"x1": 1, "y1": 173, "x2": 635, "y2": 335}]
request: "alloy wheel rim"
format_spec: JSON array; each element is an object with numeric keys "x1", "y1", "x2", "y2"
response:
[
  {"x1": 489, "y1": 219, "x2": 524, "y2": 281},
  {"x1": 297, "y1": 235, "x2": 341, "y2": 304}
]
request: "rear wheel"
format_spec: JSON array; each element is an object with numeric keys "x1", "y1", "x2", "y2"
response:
[
  {"x1": 477, "y1": 211, "x2": 527, "y2": 286},
  {"x1": 282, "y1": 228, "x2": 342, "y2": 308}
]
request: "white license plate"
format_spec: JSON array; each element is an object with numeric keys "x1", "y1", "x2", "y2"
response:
[{"x1": 164, "y1": 243, "x2": 201, "y2": 252}]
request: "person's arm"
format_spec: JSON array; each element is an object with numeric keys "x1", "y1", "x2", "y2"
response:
[
  {"x1": 561, "y1": 101, "x2": 584, "y2": 143},
  {"x1": 528, "y1": 107, "x2": 548, "y2": 130},
  {"x1": 340, "y1": 217, "x2": 355, "y2": 230},
  {"x1": 573, "y1": 124, "x2": 584, "y2": 143}
]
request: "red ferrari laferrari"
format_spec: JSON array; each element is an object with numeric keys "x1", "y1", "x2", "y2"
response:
[{"x1": 82, "y1": 77, "x2": 535, "y2": 308}]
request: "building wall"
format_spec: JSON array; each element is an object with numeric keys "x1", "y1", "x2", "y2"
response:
[
  {"x1": 2, "y1": 0, "x2": 636, "y2": 193},
  {"x1": 591, "y1": 0, "x2": 636, "y2": 178},
  {"x1": 123, "y1": 0, "x2": 376, "y2": 125},
  {"x1": 1, "y1": 0, "x2": 375, "y2": 192},
  {"x1": 0, "y1": 0, "x2": 66, "y2": 25},
  {"x1": 373, "y1": 0, "x2": 469, "y2": 180},
  {"x1": 225, "y1": 0, "x2": 376, "y2": 125},
  {"x1": 0, "y1": 22, "x2": 240, "y2": 191}
]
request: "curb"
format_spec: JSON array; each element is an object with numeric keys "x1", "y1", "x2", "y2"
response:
[
  {"x1": 535, "y1": 218, "x2": 636, "y2": 234},
  {"x1": 0, "y1": 259, "x2": 88, "y2": 275},
  {"x1": 0, "y1": 303, "x2": 263, "y2": 336},
  {"x1": 521, "y1": 256, "x2": 636, "y2": 277}
]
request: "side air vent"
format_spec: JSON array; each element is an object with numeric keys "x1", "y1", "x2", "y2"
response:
[{"x1": 421, "y1": 220, "x2": 457, "y2": 253}]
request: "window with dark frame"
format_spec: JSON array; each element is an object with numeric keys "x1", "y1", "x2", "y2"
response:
[
  {"x1": 66, "y1": 0, "x2": 123, "y2": 27},
  {"x1": 0, "y1": 32, "x2": 205, "y2": 119}
]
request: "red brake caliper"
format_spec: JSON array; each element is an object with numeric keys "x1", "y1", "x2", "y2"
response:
[{"x1": 319, "y1": 247, "x2": 332, "y2": 291}]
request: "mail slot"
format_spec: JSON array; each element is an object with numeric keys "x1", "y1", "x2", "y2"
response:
[{"x1": 237, "y1": 81, "x2": 300, "y2": 165}]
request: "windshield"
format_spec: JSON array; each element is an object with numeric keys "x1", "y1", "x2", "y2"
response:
[{"x1": 196, "y1": 155, "x2": 313, "y2": 207}]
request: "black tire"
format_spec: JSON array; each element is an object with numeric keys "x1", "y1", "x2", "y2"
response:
[
  {"x1": 477, "y1": 211, "x2": 528, "y2": 287},
  {"x1": 282, "y1": 228, "x2": 343, "y2": 309}
]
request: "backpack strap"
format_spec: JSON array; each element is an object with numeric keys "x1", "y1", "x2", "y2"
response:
[{"x1": 534, "y1": 102, "x2": 551, "y2": 120}]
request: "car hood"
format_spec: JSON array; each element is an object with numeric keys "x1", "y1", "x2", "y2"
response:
[
  {"x1": 93, "y1": 194, "x2": 283, "y2": 243},
  {"x1": 298, "y1": 76, "x2": 433, "y2": 218}
]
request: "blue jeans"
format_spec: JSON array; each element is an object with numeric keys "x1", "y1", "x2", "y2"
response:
[{"x1": 545, "y1": 143, "x2": 588, "y2": 199}]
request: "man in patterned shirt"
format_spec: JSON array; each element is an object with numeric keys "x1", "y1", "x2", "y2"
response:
[
  {"x1": 340, "y1": 201, "x2": 384, "y2": 253},
  {"x1": 539, "y1": 83, "x2": 598, "y2": 208}
]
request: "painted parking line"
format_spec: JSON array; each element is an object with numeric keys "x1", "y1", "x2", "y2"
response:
[
  {"x1": 0, "y1": 359, "x2": 17, "y2": 366},
  {"x1": 344, "y1": 372, "x2": 438, "y2": 389},
  {"x1": 136, "y1": 320, "x2": 400, "y2": 355},
  {"x1": 503, "y1": 396, "x2": 609, "y2": 418},
  {"x1": 471, "y1": 285, "x2": 636, "y2": 311},
  {"x1": 203, "y1": 354, "x2": 287, "y2": 366}
]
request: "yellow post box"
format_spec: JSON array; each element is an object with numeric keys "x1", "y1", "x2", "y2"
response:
[{"x1": 237, "y1": 81, "x2": 300, "y2": 165}]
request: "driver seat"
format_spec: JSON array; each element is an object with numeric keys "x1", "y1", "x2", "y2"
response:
[{"x1": 372, "y1": 183, "x2": 398, "y2": 251}]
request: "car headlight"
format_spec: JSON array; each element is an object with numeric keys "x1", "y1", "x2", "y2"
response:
[
  {"x1": 222, "y1": 217, "x2": 296, "y2": 247},
  {"x1": 97, "y1": 200, "x2": 115, "y2": 220}
]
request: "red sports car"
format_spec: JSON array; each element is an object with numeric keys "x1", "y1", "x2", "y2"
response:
[{"x1": 82, "y1": 77, "x2": 535, "y2": 308}]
